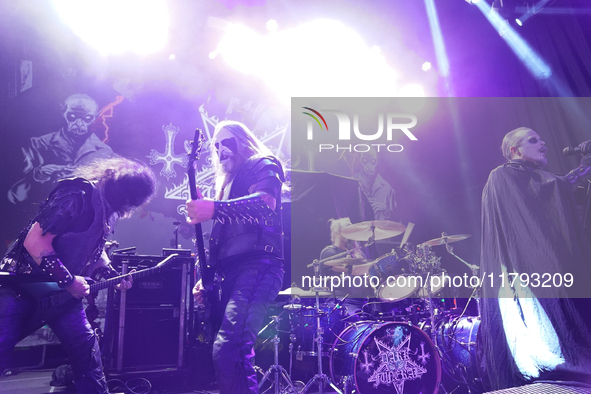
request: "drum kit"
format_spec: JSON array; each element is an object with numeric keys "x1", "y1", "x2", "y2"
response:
[{"x1": 259, "y1": 220, "x2": 486, "y2": 394}]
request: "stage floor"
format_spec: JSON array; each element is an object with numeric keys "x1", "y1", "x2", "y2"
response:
[
  {"x1": 0, "y1": 369, "x2": 342, "y2": 394},
  {"x1": 2, "y1": 369, "x2": 590, "y2": 394}
]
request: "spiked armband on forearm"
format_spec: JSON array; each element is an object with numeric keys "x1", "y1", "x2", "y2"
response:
[
  {"x1": 39, "y1": 255, "x2": 75, "y2": 288},
  {"x1": 213, "y1": 194, "x2": 275, "y2": 223}
]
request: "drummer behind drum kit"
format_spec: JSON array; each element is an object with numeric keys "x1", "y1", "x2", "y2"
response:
[{"x1": 263, "y1": 220, "x2": 486, "y2": 394}]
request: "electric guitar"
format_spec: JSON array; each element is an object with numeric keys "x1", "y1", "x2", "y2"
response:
[
  {"x1": 187, "y1": 128, "x2": 215, "y2": 318},
  {"x1": 0, "y1": 253, "x2": 178, "y2": 336}
]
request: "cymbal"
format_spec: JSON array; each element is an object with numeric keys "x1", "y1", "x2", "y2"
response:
[
  {"x1": 341, "y1": 220, "x2": 406, "y2": 241},
  {"x1": 330, "y1": 261, "x2": 374, "y2": 276},
  {"x1": 422, "y1": 234, "x2": 471, "y2": 246},
  {"x1": 278, "y1": 286, "x2": 331, "y2": 297},
  {"x1": 323, "y1": 257, "x2": 367, "y2": 267}
]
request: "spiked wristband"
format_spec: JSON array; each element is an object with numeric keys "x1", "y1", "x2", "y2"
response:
[
  {"x1": 40, "y1": 255, "x2": 75, "y2": 288},
  {"x1": 213, "y1": 195, "x2": 275, "y2": 223}
]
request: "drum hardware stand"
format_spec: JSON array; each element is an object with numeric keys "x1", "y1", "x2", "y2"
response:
[
  {"x1": 341, "y1": 375, "x2": 353, "y2": 394},
  {"x1": 258, "y1": 312, "x2": 299, "y2": 394},
  {"x1": 442, "y1": 234, "x2": 481, "y2": 316},
  {"x1": 301, "y1": 260, "x2": 343, "y2": 394}
]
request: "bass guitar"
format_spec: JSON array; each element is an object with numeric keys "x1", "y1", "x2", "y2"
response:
[{"x1": 187, "y1": 128, "x2": 215, "y2": 318}]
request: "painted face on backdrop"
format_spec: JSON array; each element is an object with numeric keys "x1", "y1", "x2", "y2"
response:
[
  {"x1": 512, "y1": 129, "x2": 548, "y2": 167},
  {"x1": 360, "y1": 149, "x2": 378, "y2": 177},
  {"x1": 62, "y1": 94, "x2": 98, "y2": 137},
  {"x1": 213, "y1": 127, "x2": 242, "y2": 174}
]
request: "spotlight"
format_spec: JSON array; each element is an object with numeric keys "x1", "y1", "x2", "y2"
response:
[
  {"x1": 266, "y1": 19, "x2": 278, "y2": 32},
  {"x1": 51, "y1": 0, "x2": 169, "y2": 55},
  {"x1": 422, "y1": 61, "x2": 432, "y2": 71},
  {"x1": 514, "y1": 0, "x2": 552, "y2": 27}
]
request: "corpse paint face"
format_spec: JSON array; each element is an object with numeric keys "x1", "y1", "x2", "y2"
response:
[
  {"x1": 213, "y1": 127, "x2": 241, "y2": 174},
  {"x1": 512, "y1": 129, "x2": 548, "y2": 167},
  {"x1": 62, "y1": 94, "x2": 98, "y2": 137}
]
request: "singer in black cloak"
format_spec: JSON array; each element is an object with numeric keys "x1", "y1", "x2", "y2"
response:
[{"x1": 480, "y1": 127, "x2": 591, "y2": 390}]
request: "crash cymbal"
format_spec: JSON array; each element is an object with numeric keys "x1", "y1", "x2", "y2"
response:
[
  {"x1": 330, "y1": 261, "x2": 374, "y2": 276},
  {"x1": 422, "y1": 234, "x2": 471, "y2": 246},
  {"x1": 323, "y1": 257, "x2": 367, "y2": 267},
  {"x1": 341, "y1": 220, "x2": 406, "y2": 241},
  {"x1": 278, "y1": 286, "x2": 331, "y2": 297}
]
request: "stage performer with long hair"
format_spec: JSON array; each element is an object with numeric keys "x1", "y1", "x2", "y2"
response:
[
  {"x1": 187, "y1": 121, "x2": 285, "y2": 394},
  {"x1": 0, "y1": 157, "x2": 156, "y2": 394}
]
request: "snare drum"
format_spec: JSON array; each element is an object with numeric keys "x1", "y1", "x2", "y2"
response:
[
  {"x1": 375, "y1": 274, "x2": 420, "y2": 302},
  {"x1": 330, "y1": 321, "x2": 441, "y2": 393}
]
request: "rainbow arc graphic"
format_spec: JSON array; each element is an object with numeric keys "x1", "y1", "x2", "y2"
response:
[{"x1": 302, "y1": 107, "x2": 328, "y2": 131}]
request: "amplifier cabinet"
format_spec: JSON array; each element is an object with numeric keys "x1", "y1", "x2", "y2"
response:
[{"x1": 105, "y1": 254, "x2": 193, "y2": 373}]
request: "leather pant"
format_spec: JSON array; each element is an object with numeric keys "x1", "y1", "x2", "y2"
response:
[
  {"x1": 213, "y1": 262, "x2": 283, "y2": 394},
  {"x1": 0, "y1": 286, "x2": 108, "y2": 394}
]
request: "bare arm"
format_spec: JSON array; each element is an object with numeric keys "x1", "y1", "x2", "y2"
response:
[
  {"x1": 23, "y1": 222, "x2": 56, "y2": 265},
  {"x1": 23, "y1": 221, "x2": 89, "y2": 299}
]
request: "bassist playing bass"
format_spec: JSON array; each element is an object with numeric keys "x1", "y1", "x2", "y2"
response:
[
  {"x1": 186, "y1": 121, "x2": 285, "y2": 394},
  {"x1": 0, "y1": 157, "x2": 156, "y2": 394}
]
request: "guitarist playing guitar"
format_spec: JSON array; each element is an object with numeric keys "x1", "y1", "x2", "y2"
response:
[
  {"x1": 0, "y1": 157, "x2": 156, "y2": 394},
  {"x1": 186, "y1": 121, "x2": 285, "y2": 394}
]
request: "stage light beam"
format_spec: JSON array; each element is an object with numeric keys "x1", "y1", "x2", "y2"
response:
[
  {"x1": 51, "y1": 0, "x2": 169, "y2": 55},
  {"x1": 424, "y1": 0, "x2": 452, "y2": 94},
  {"x1": 474, "y1": 0, "x2": 552, "y2": 79}
]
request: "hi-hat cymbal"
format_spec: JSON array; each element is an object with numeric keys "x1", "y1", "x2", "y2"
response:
[
  {"x1": 330, "y1": 261, "x2": 374, "y2": 275},
  {"x1": 323, "y1": 257, "x2": 367, "y2": 267},
  {"x1": 341, "y1": 220, "x2": 406, "y2": 241},
  {"x1": 278, "y1": 286, "x2": 331, "y2": 297},
  {"x1": 421, "y1": 234, "x2": 471, "y2": 246}
]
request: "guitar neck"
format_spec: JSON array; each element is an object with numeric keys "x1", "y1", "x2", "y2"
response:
[{"x1": 90, "y1": 254, "x2": 178, "y2": 293}]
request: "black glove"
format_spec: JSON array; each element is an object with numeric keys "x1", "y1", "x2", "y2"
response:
[{"x1": 581, "y1": 153, "x2": 591, "y2": 167}]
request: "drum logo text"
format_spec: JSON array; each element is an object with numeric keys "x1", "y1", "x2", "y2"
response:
[{"x1": 365, "y1": 328, "x2": 430, "y2": 393}]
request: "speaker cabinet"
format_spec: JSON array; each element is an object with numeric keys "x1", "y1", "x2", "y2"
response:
[
  {"x1": 104, "y1": 254, "x2": 192, "y2": 373},
  {"x1": 113, "y1": 307, "x2": 181, "y2": 369}
]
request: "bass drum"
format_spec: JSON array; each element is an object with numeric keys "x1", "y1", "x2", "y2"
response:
[
  {"x1": 330, "y1": 321, "x2": 441, "y2": 393},
  {"x1": 436, "y1": 315, "x2": 485, "y2": 392}
]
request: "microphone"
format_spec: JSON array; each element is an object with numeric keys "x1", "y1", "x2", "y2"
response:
[{"x1": 563, "y1": 140, "x2": 591, "y2": 156}]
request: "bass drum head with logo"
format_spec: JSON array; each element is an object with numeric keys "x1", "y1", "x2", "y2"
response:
[{"x1": 330, "y1": 321, "x2": 441, "y2": 393}]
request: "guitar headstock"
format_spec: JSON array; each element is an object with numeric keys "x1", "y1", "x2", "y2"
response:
[
  {"x1": 188, "y1": 128, "x2": 205, "y2": 168},
  {"x1": 155, "y1": 253, "x2": 178, "y2": 269}
]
